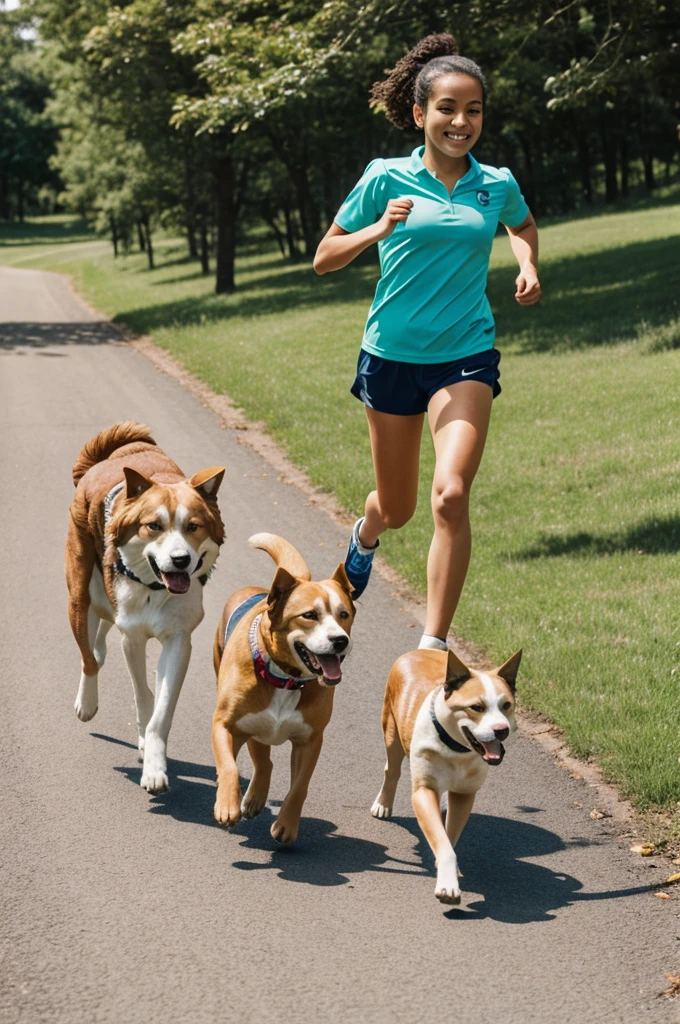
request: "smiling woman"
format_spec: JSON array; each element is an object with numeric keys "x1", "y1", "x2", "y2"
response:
[{"x1": 313, "y1": 33, "x2": 541, "y2": 654}]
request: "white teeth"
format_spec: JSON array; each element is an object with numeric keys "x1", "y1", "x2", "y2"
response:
[{"x1": 446, "y1": 133, "x2": 468, "y2": 140}]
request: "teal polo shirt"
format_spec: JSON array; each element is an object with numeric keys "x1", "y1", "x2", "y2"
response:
[{"x1": 335, "y1": 147, "x2": 529, "y2": 364}]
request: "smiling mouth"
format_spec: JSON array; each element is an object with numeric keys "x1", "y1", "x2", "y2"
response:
[
  {"x1": 461, "y1": 726, "x2": 505, "y2": 766},
  {"x1": 444, "y1": 132, "x2": 470, "y2": 141},
  {"x1": 294, "y1": 642, "x2": 344, "y2": 684},
  {"x1": 148, "y1": 555, "x2": 191, "y2": 595}
]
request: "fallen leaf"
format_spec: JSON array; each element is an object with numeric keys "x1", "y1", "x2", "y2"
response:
[
  {"x1": 665, "y1": 873, "x2": 680, "y2": 885},
  {"x1": 630, "y1": 843, "x2": 656, "y2": 856},
  {"x1": 654, "y1": 891, "x2": 671, "y2": 900},
  {"x1": 590, "y1": 808, "x2": 611, "y2": 819},
  {"x1": 573, "y1": 800, "x2": 583, "y2": 808},
  {"x1": 570, "y1": 772, "x2": 583, "y2": 780},
  {"x1": 661, "y1": 973, "x2": 680, "y2": 998},
  {"x1": 672, "y1": 858, "x2": 680, "y2": 866}
]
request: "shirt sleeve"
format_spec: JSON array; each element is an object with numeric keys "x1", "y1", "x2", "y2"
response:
[
  {"x1": 499, "y1": 169, "x2": 530, "y2": 227},
  {"x1": 334, "y1": 159, "x2": 389, "y2": 232}
]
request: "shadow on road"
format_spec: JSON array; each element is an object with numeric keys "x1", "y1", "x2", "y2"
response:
[
  {"x1": 0, "y1": 322, "x2": 121, "y2": 348},
  {"x1": 97, "y1": 733, "x2": 655, "y2": 921}
]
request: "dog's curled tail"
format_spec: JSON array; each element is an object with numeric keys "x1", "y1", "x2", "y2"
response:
[
  {"x1": 72, "y1": 421, "x2": 156, "y2": 487},
  {"x1": 248, "y1": 533, "x2": 312, "y2": 581}
]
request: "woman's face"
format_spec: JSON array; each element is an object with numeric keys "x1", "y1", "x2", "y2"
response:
[{"x1": 413, "y1": 72, "x2": 484, "y2": 161}]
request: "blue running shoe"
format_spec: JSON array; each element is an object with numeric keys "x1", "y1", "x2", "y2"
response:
[{"x1": 345, "y1": 517, "x2": 379, "y2": 599}]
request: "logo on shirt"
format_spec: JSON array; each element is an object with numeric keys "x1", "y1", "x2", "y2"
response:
[{"x1": 476, "y1": 190, "x2": 490, "y2": 207}]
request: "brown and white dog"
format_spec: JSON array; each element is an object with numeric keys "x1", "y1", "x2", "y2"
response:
[
  {"x1": 371, "y1": 647, "x2": 521, "y2": 904},
  {"x1": 212, "y1": 533, "x2": 355, "y2": 843},
  {"x1": 65, "y1": 422, "x2": 224, "y2": 793}
]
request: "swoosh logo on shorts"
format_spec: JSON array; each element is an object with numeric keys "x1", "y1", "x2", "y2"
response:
[{"x1": 461, "y1": 367, "x2": 484, "y2": 376}]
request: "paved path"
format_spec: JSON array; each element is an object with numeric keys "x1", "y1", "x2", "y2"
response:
[{"x1": 1, "y1": 266, "x2": 678, "y2": 1024}]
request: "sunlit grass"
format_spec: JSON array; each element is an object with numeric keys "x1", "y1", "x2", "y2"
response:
[{"x1": 3, "y1": 201, "x2": 679, "y2": 809}]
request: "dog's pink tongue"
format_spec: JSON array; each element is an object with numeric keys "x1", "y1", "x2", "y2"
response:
[
  {"x1": 482, "y1": 740, "x2": 504, "y2": 765},
  {"x1": 162, "y1": 572, "x2": 191, "y2": 594},
  {"x1": 317, "y1": 655, "x2": 343, "y2": 682}
]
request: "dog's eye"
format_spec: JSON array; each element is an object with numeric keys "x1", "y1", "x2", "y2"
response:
[
  {"x1": 145, "y1": 521, "x2": 162, "y2": 532},
  {"x1": 502, "y1": 701, "x2": 512, "y2": 711},
  {"x1": 470, "y1": 703, "x2": 485, "y2": 713},
  {"x1": 339, "y1": 610, "x2": 350, "y2": 620},
  {"x1": 187, "y1": 522, "x2": 201, "y2": 533},
  {"x1": 301, "y1": 611, "x2": 318, "y2": 621}
]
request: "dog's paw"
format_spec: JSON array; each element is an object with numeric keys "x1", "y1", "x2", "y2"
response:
[
  {"x1": 435, "y1": 886, "x2": 461, "y2": 906},
  {"x1": 241, "y1": 789, "x2": 267, "y2": 819},
  {"x1": 214, "y1": 798, "x2": 242, "y2": 829},
  {"x1": 141, "y1": 769, "x2": 169, "y2": 794},
  {"x1": 370, "y1": 798, "x2": 392, "y2": 819},
  {"x1": 74, "y1": 675, "x2": 98, "y2": 722},
  {"x1": 270, "y1": 817, "x2": 299, "y2": 844}
]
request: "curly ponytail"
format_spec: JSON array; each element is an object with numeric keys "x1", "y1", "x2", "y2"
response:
[{"x1": 371, "y1": 34, "x2": 487, "y2": 131}]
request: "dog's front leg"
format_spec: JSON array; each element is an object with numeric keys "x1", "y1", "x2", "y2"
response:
[
  {"x1": 140, "y1": 633, "x2": 191, "y2": 793},
  {"x1": 412, "y1": 785, "x2": 461, "y2": 905},
  {"x1": 121, "y1": 630, "x2": 154, "y2": 759},
  {"x1": 271, "y1": 733, "x2": 324, "y2": 844},
  {"x1": 445, "y1": 791, "x2": 475, "y2": 848},
  {"x1": 213, "y1": 720, "x2": 246, "y2": 827}
]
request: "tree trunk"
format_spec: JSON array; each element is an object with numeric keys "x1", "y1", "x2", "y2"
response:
[
  {"x1": 600, "y1": 113, "x2": 619, "y2": 203},
  {"x1": 137, "y1": 220, "x2": 146, "y2": 252},
  {"x1": 283, "y1": 204, "x2": 300, "y2": 261},
  {"x1": 17, "y1": 179, "x2": 24, "y2": 222},
  {"x1": 291, "y1": 166, "x2": 320, "y2": 258},
  {"x1": 642, "y1": 150, "x2": 655, "y2": 191},
  {"x1": 516, "y1": 132, "x2": 537, "y2": 214},
  {"x1": 200, "y1": 218, "x2": 210, "y2": 276},
  {"x1": 214, "y1": 154, "x2": 236, "y2": 294},
  {"x1": 187, "y1": 222, "x2": 198, "y2": 259},
  {"x1": 619, "y1": 135, "x2": 629, "y2": 198},
  {"x1": 110, "y1": 214, "x2": 119, "y2": 258},
  {"x1": 264, "y1": 215, "x2": 287, "y2": 258},
  {"x1": 143, "y1": 215, "x2": 154, "y2": 271}
]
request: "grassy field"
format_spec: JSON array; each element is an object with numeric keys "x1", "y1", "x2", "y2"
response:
[{"x1": 2, "y1": 203, "x2": 679, "y2": 813}]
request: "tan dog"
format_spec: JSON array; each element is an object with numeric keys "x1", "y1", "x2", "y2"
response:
[
  {"x1": 212, "y1": 533, "x2": 355, "y2": 843},
  {"x1": 371, "y1": 647, "x2": 521, "y2": 904},
  {"x1": 66, "y1": 422, "x2": 224, "y2": 793}
]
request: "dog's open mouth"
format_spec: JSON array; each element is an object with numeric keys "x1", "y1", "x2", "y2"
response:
[
  {"x1": 294, "y1": 642, "x2": 344, "y2": 684},
  {"x1": 149, "y1": 556, "x2": 191, "y2": 595},
  {"x1": 462, "y1": 726, "x2": 505, "y2": 766}
]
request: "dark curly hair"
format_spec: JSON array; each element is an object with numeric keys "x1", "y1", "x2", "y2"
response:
[{"x1": 370, "y1": 34, "x2": 487, "y2": 131}]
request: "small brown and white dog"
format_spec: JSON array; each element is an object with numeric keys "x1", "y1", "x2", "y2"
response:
[
  {"x1": 212, "y1": 533, "x2": 355, "y2": 843},
  {"x1": 371, "y1": 647, "x2": 521, "y2": 904},
  {"x1": 65, "y1": 422, "x2": 225, "y2": 793}
]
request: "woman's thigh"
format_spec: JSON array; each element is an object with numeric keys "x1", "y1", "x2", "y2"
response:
[
  {"x1": 427, "y1": 380, "x2": 494, "y2": 494},
  {"x1": 365, "y1": 406, "x2": 424, "y2": 517}
]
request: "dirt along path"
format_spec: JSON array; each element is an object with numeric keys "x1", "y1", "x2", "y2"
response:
[{"x1": 1, "y1": 266, "x2": 678, "y2": 1024}]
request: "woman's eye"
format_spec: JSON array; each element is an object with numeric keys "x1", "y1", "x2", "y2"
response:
[{"x1": 301, "y1": 611, "x2": 318, "y2": 621}]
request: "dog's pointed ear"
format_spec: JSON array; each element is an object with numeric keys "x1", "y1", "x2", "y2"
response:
[
  {"x1": 267, "y1": 567, "x2": 297, "y2": 615},
  {"x1": 123, "y1": 467, "x2": 154, "y2": 500},
  {"x1": 444, "y1": 649, "x2": 471, "y2": 694},
  {"x1": 189, "y1": 466, "x2": 225, "y2": 499},
  {"x1": 331, "y1": 563, "x2": 354, "y2": 599},
  {"x1": 496, "y1": 649, "x2": 522, "y2": 694}
]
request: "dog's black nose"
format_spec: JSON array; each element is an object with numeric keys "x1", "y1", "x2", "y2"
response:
[
  {"x1": 494, "y1": 726, "x2": 509, "y2": 741},
  {"x1": 330, "y1": 635, "x2": 349, "y2": 653},
  {"x1": 171, "y1": 554, "x2": 191, "y2": 570}
]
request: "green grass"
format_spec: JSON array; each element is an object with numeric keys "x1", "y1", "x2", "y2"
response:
[{"x1": 4, "y1": 201, "x2": 680, "y2": 811}]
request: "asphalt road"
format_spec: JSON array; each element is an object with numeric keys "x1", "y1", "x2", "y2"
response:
[{"x1": 1, "y1": 266, "x2": 678, "y2": 1024}]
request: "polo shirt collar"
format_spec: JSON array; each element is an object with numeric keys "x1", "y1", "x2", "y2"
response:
[{"x1": 409, "y1": 146, "x2": 482, "y2": 186}]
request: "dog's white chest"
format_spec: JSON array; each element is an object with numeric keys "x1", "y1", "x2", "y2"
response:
[{"x1": 236, "y1": 689, "x2": 311, "y2": 746}]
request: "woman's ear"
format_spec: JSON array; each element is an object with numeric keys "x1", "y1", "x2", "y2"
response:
[{"x1": 413, "y1": 102, "x2": 424, "y2": 129}]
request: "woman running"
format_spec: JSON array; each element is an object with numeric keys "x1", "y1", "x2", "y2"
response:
[{"x1": 313, "y1": 33, "x2": 541, "y2": 652}]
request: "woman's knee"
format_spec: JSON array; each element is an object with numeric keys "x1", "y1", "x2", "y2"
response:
[
  {"x1": 432, "y1": 478, "x2": 470, "y2": 526},
  {"x1": 376, "y1": 498, "x2": 416, "y2": 531}
]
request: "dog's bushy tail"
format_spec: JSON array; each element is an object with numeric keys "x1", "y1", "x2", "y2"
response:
[
  {"x1": 72, "y1": 421, "x2": 156, "y2": 487},
  {"x1": 248, "y1": 533, "x2": 312, "y2": 581}
]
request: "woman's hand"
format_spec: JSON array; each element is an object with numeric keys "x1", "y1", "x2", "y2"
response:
[
  {"x1": 374, "y1": 198, "x2": 414, "y2": 240},
  {"x1": 514, "y1": 266, "x2": 541, "y2": 306}
]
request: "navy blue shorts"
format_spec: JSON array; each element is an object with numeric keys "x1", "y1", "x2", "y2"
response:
[{"x1": 350, "y1": 348, "x2": 501, "y2": 416}]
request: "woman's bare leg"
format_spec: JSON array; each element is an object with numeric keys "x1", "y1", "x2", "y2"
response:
[
  {"x1": 359, "y1": 407, "x2": 424, "y2": 547},
  {"x1": 425, "y1": 380, "x2": 493, "y2": 639}
]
